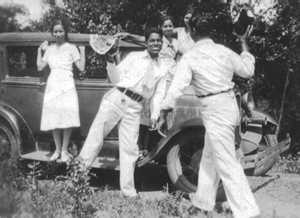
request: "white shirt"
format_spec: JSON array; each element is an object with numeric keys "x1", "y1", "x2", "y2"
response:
[
  {"x1": 107, "y1": 50, "x2": 169, "y2": 120},
  {"x1": 161, "y1": 38, "x2": 255, "y2": 110},
  {"x1": 160, "y1": 36, "x2": 179, "y2": 61}
]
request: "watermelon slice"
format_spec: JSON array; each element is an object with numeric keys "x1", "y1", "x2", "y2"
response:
[{"x1": 89, "y1": 34, "x2": 116, "y2": 55}]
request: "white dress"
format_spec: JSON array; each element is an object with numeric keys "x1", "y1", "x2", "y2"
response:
[{"x1": 40, "y1": 43, "x2": 80, "y2": 131}]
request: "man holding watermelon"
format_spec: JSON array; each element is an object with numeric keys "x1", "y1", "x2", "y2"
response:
[{"x1": 78, "y1": 27, "x2": 169, "y2": 198}]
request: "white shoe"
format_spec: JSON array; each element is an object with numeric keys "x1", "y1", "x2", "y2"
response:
[
  {"x1": 49, "y1": 151, "x2": 60, "y2": 161},
  {"x1": 61, "y1": 151, "x2": 72, "y2": 162}
]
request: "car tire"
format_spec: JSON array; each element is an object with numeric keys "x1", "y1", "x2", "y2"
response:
[
  {"x1": 0, "y1": 124, "x2": 19, "y2": 161},
  {"x1": 166, "y1": 126, "x2": 278, "y2": 200},
  {"x1": 166, "y1": 127, "x2": 227, "y2": 201}
]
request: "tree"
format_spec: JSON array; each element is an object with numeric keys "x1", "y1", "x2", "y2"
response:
[
  {"x1": 30, "y1": 6, "x2": 65, "y2": 32},
  {"x1": 0, "y1": 4, "x2": 28, "y2": 32}
]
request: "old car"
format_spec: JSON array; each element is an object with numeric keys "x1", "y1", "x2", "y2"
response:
[{"x1": 0, "y1": 32, "x2": 290, "y2": 193}]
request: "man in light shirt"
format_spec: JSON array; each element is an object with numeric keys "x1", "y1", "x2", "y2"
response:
[
  {"x1": 159, "y1": 12, "x2": 260, "y2": 218},
  {"x1": 78, "y1": 27, "x2": 168, "y2": 198}
]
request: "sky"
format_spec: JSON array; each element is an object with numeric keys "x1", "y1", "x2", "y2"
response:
[{"x1": 0, "y1": 0, "x2": 64, "y2": 26}]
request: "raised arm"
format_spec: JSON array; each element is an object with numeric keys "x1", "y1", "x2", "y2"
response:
[
  {"x1": 74, "y1": 46, "x2": 86, "y2": 72},
  {"x1": 231, "y1": 25, "x2": 255, "y2": 78},
  {"x1": 230, "y1": 48, "x2": 255, "y2": 79},
  {"x1": 36, "y1": 41, "x2": 49, "y2": 71}
]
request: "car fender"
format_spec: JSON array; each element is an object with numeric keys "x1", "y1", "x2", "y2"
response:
[
  {"x1": 0, "y1": 101, "x2": 35, "y2": 155},
  {"x1": 137, "y1": 118, "x2": 204, "y2": 167},
  {"x1": 240, "y1": 109, "x2": 278, "y2": 154}
]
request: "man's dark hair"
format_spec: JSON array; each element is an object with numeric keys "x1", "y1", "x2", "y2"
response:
[
  {"x1": 144, "y1": 26, "x2": 163, "y2": 41},
  {"x1": 189, "y1": 12, "x2": 215, "y2": 38}
]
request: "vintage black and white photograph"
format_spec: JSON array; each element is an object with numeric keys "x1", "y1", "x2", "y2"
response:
[{"x1": 0, "y1": 0, "x2": 299, "y2": 217}]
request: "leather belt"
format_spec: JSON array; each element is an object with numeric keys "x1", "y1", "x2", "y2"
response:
[
  {"x1": 117, "y1": 87, "x2": 144, "y2": 103},
  {"x1": 197, "y1": 88, "x2": 233, "y2": 98}
]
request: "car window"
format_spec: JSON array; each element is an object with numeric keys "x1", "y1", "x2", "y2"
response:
[
  {"x1": 80, "y1": 46, "x2": 107, "y2": 79},
  {"x1": 6, "y1": 45, "x2": 108, "y2": 80},
  {"x1": 6, "y1": 44, "x2": 135, "y2": 80},
  {"x1": 7, "y1": 46, "x2": 39, "y2": 77}
]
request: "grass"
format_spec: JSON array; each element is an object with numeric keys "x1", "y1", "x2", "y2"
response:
[
  {"x1": 270, "y1": 154, "x2": 300, "y2": 174},
  {"x1": 0, "y1": 155, "x2": 299, "y2": 218}
]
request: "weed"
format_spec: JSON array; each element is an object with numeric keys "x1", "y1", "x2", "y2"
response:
[{"x1": 273, "y1": 155, "x2": 300, "y2": 174}]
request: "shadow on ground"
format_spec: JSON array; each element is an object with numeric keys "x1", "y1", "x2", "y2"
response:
[
  {"x1": 26, "y1": 160, "x2": 172, "y2": 193},
  {"x1": 89, "y1": 164, "x2": 171, "y2": 192}
]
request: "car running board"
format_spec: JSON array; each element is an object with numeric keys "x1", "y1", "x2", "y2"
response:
[{"x1": 20, "y1": 150, "x2": 120, "y2": 170}]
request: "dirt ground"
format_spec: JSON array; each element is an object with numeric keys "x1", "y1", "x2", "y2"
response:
[
  {"x1": 136, "y1": 162, "x2": 300, "y2": 218},
  {"x1": 139, "y1": 172, "x2": 300, "y2": 218},
  {"x1": 249, "y1": 173, "x2": 300, "y2": 218}
]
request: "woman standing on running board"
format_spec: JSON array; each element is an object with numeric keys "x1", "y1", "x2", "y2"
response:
[{"x1": 37, "y1": 18, "x2": 85, "y2": 162}]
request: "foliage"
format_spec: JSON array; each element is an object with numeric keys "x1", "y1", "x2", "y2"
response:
[
  {"x1": 0, "y1": 4, "x2": 28, "y2": 32},
  {"x1": 275, "y1": 155, "x2": 300, "y2": 174},
  {"x1": 30, "y1": 6, "x2": 66, "y2": 32},
  {"x1": 21, "y1": 160, "x2": 96, "y2": 218},
  {"x1": 112, "y1": 0, "x2": 198, "y2": 34},
  {"x1": 1, "y1": 157, "x2": 298, "y2": 217},
  {"x1": 0, "y1": 159, "x2": 27, "y2": 216}
]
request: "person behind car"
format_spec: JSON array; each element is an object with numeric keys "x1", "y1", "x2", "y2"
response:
[
  {"x1": 174, "y1": 9, "x2": 195, "y2": 55},
  {"x1": 78, "y1": 27, "x2": 169, "y2": 198},
  {"x1": 159, "y1": 16, "x2": 180, "y2": 65},
  {"x1": 36, "y1": 18, "x2": 86, "y2": 162},
  {"x1": 158, "y1": 11, "x2": 260, "y2": 218}
]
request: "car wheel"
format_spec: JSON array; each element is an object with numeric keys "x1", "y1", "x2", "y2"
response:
[
  {"x1": 0, "y1": 124, "x2": 18, "y2": 161},
  {"x1": 166, "y1": 128, "x2": 226, "y2": 201}
]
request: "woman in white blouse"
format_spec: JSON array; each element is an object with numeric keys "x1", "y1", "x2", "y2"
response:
[
  {"x1": 37, "y1": 18, "x2": 85, "y2": 161},
  {"x1": 174, "y1": 9, "x2": 195, "y2": 55},
  {"x1": 160, "y1": 16, "x2": 180, "y2": 64}
]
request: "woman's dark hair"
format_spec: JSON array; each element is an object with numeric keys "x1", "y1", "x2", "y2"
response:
[
  {"x1": 185, "y1": 5, "x2": 195, "y2": 16},
  {"x1": 161, "y1": 15, "x2": 175, "y2": 26},
  {"x1": 51, "y1": 18, "x2": 69, "y2": 41},
  {"x1": 144, "y1": 26, "x2": 163, "y2": 41}
]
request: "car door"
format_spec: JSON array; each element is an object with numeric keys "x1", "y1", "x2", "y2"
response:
[
  {"x1": 74, "y1": 45, "x2": 115, "y2": 137},
  {"x1": 0, "y1": 43, "x2": 47, "y2": 134}
]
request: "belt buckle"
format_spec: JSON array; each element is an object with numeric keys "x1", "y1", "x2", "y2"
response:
[{"x1": 121, "y1": 88, "x2": 128, "y2": 103}]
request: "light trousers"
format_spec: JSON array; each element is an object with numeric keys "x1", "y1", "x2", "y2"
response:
[
  {"x1": 79, "y1": 88, "x2": 142, "y2": 197},
  {"x1": 190, "y1": 91, "x2": 260, "y2": 218}
]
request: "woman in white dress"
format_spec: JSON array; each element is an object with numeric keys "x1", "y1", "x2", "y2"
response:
[{"x1": 37, "y1": 19, "x2": 86, "y2": 161}]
